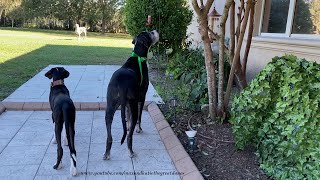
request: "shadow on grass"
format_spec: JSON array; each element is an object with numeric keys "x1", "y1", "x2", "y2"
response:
[
  {"x1": 0, "y1": 27, "x2": 132, "y2": 39},
  {"x1": 0, "y1": 44, "x2": 132, "y2": 100}
]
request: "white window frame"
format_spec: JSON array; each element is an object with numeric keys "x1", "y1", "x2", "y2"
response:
[{"x1": 259, "y1": 0, "x2": 320, "y2": 40}]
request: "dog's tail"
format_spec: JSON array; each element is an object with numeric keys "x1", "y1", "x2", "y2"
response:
[{"x1": 120, "y1": 89, "x2": 127, "y2": 145}]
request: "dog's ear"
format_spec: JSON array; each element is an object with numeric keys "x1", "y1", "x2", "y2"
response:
[
  {"x1": 63, "y1": 69, "x2": 70, "y2": 79},
  {"x1": 132, "y1": 37, "x2": 136, "y2": 44},
  {"x1": 45, "y1": 69, "x2": 53, "y2": 79}
]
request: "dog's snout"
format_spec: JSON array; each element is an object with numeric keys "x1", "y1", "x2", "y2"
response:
[
  {"x1": 150, "y1": 30, "x2": 159, "y2": 45},
  {"x1": 151, "y1": 30, "x2": 159, "y2": 35}
]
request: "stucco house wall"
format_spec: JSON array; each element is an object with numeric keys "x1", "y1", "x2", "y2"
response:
[{"x1": 187, "y1": 0, "x2": 320, "y2": 81}]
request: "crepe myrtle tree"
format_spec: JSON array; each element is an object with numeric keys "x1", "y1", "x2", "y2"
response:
[{"x1": 191, "y1": 0, "x2": 256, "y2": 120}]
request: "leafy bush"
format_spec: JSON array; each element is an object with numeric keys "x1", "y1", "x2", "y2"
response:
[
  {"x1": 166, "y1": 48, "x2": 207, "y2": 108},
  {"x1": 124, "y1": 0, "x2": 192, "y2": 52},
  {"x1": 165, "y1": 48, "x2": 231, "y2": 109},
  {"x1": 230, "y1": 55, "x2": 320, "y2": 179}
]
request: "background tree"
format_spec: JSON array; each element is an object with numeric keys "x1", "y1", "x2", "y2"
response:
[
  {"x1": 99, "y1": 0, "x2": 121, "y2": 34},
  {"x1": 83, "y1": 0, "x2": 100, "y2": 31},
  {"x1": 292, "y1": 0, "x2": 314, "y2": 34},
  {"x1": 2, "y1": 0, "x2": 124, "y2": 32},
  {"x1": 310, "y1": 0, "x2": 320, "y2": 34},
  {"x1": 124, "y1": 0, "x2": 192, "y2": 52},
  {"x1": 0, "y1": 0, "x2": 22, "y2": 26}
]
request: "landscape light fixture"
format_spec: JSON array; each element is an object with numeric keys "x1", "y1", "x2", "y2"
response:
[{"x1": 185, "y1": 130, "x2": 197, "y2": 153}]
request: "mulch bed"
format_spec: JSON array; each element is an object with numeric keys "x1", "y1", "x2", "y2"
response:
[{"x1": 149, "y1": 67, "x2": 269, "y2": 180}]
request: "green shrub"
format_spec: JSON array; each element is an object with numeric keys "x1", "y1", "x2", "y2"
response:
[
  {"x1": 166, "y1": 48, "x2": 207, "y2": 108},
  {"x1": 165, "y1": 48, "x2": 231, "y2": 109},
  {"x1": 124, "y1": 0, "x2": 192, "y2": 52},
  {"x1": 230, "y1": 55, "x2": 320, "y2": 179}
]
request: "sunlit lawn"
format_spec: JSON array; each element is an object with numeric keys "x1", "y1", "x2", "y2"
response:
[{"x1": 0, "y1": 28, "x2": 133, "y2": 100}]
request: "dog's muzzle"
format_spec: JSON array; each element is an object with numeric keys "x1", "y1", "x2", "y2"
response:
[{"x1": 150, "y1": 30, "x2": 159, "y2": 45}]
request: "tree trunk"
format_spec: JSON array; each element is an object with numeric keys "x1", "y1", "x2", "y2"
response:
[
  {"x1": 224, "y1": 0, "x2": 252, "y2": 108},
  {"x1": 217, "y1": 0, "x2": 233, "y2": 119},
  {"x1": 3, "y1": 10, "x2": 5, "y2": 26},
  {"x1": 192, "y1": 0, "x2": 216, "y2": 120},
  {"x1": 11, "y1": 19, "x2": 14, "y2": 28},
  {"x1": 202, "y1": 23, "x2": 217, "y2": 121},
  {"x1": 102, "y1": 9, "x2": 106, "y2": 34}
]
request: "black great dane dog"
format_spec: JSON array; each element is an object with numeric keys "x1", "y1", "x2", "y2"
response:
[
  {"x1": 45, "y1": 67, "x2": 77, "y2": 176},
  {"x1": 104, "y1": 30, "x2": 159, "y2": 160}
]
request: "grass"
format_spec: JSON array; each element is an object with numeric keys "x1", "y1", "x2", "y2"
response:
[{"x1": 0, "y1": 27, "x2": 133, "y2": 100}]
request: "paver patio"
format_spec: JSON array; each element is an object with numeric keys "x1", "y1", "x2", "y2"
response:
[
  {"x1": 0, "y1": 65, "x2": 203, "y2": 180},
  {"x1": 3, "y1": 65, "x2": 163, "y2": 103}
]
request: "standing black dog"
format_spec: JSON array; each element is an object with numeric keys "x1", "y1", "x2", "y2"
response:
[
  {"x1": 45, "y1": 67, "x2": 77, "y2": 176},
  {"x1": 104, "y1": 30, "x2": 159, "y2": 160}
]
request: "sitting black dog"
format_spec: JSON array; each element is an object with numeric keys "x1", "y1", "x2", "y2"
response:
[
  {"x1": 45, "y1": 67, "x2": 77, "y2": 176},
  {"x1": 104, "y1": 30, "x2": 159, "y2": 159}
]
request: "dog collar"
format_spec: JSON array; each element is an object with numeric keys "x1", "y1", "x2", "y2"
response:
[
  {"x1": 51, "y1": 80, "x2": 64, "y2": 87},
  {"x1": 131, "y1": 52, "x2": 145, "y2": 86}
]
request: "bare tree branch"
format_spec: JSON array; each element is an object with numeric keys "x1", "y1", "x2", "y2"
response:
[
  {"x1": 192, "y1": 0, "x2": 201, "y2": 15},
  {"x1": 242, "y1": 1, "x2": 256, "y2": 74},
  {"x1": 217, "y1": 0, "x2": 234, "y2": 118},
  {"x1": 224, "y1": 0, "x2": 252, "y2": 108},
  {"x1": 204, "y1": 0, "x2": 214, "y2": 13},
  {"x1": 236, "y1": 0, "x2": 245, "y2": 40},
  {"x1": 229, "y1": 1, "x2": 235, "y2": 64}
]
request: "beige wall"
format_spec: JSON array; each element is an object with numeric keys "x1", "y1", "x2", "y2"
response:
[{"x1": 187, "y1": 0, "x2": 320, "y2": 81}]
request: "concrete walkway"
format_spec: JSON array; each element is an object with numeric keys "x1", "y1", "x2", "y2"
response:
[
  {"x1": 0, "y1": 65, "x2": 203, "y2": 180},
  {"x1": 3, "y1": 65, "x2": 163, "y2": 103}
]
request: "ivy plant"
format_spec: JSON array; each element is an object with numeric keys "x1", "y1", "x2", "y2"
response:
[{"x1": 230, "y1": 55, "x2": 320, "y2": 179}]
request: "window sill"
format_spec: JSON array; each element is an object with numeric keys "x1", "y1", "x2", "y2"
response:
[
  {"x1": 249, "y1": 36, "x2": 320, "y2": 57},
  {"x1": 252, "y1": 36, "x2": 320, "y2": 48}
]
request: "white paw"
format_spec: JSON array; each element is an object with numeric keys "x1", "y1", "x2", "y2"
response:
[
  {"x1": 63, "y1": 138, "x2": 68, "y2": 146},
  {"x1": 51, "y1": 138, "x2": 57, "y2": 144},
  {"x1": 70, "y1": 154, "x2": 77, "y2": 176},
  {"x1": 70, "y1": 166, "x2": 77, "y2": 176},
  {"x1": 54, "y1": 162, "x2": 63, "y2": 170},
  {"x1": 128, "y1": 151, "x2": 136, "y2": 158}
]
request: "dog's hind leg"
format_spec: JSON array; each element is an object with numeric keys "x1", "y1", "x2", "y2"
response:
[
  {"x1": 135, "y1": 101, "x2": 144, "y2": 133},
  {"x1": 64, "y1": 110, "x2": 77, "y2": 176},
  {"x1": 53, "y1": 115, "x2": 63, "y2": 170},
  {"x1": 62, "y1": 123, "x2": 68, "y2": 146},
  {"x1": 103, "y1": 102, "x2": 118, "y2": 160},
  {"x1": 127, "y1": 100, "x2": 138, "y2": 158},
  {"x1": 125, "y1": 104, "x2": 132, "y2": 132}
]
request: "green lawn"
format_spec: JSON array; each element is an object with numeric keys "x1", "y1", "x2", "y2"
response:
[{"x1": 0, "y1": 28, "x2": 133, "y2": 100}]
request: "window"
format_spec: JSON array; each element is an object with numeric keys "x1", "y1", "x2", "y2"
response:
[{"x1": 260, "y1": 0, "x2": 320, "y2": 38}]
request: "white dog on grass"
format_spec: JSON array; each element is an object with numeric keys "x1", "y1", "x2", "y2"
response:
[{"x1": 75, "y1": 24, "x2": 87, "y2": 39}]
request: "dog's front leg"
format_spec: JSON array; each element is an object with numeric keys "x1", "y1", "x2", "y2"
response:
[{"x1": 51, "y1": 113, "x2": 57, "y2": 144}]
